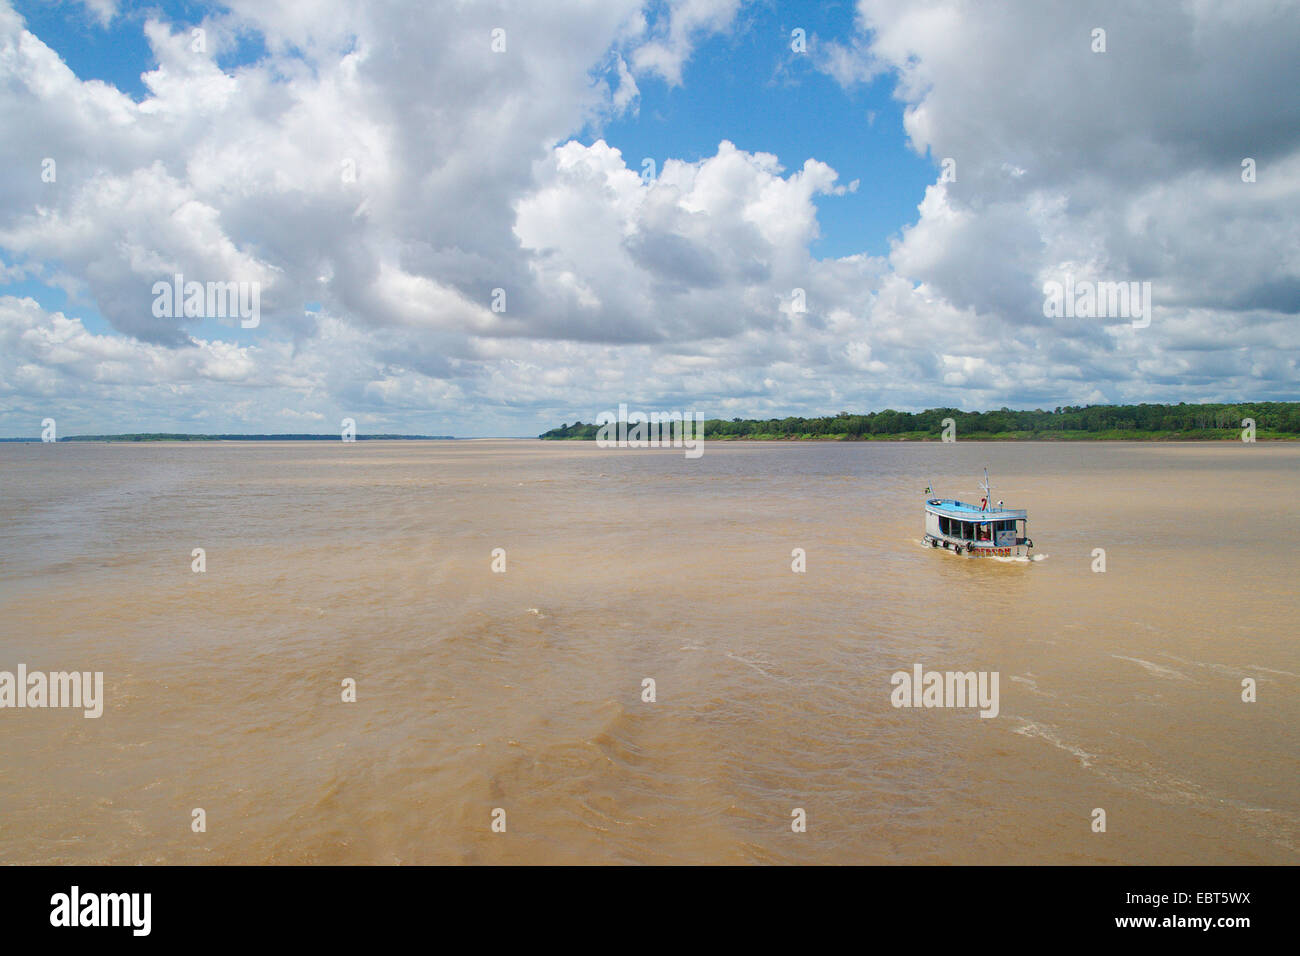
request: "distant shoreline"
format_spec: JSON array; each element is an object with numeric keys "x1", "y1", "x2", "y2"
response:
[
  {"x1": 540, "y1": 402, "x2": 1300, "y2": 442},
  {"x1": 0, "y1": 434, "x2": 456, "y2": 442}
]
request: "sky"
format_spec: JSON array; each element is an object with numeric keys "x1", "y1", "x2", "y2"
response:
[{"x1": 0, "y1": 0, "x2": 1297, "y2": 437}]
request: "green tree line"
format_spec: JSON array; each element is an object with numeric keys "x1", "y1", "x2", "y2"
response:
[{"x1": 540, "y1": 402, "x2": 1300, "y2": 440}]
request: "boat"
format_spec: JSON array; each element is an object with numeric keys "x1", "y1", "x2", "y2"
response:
[{"x1": 923, "y1": 469, "x2": 1033, "y2": 558}]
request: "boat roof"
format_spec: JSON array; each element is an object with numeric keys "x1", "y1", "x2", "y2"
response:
[{"x1": 926, "y1": 497, "x2": 1027, "y2": 521}]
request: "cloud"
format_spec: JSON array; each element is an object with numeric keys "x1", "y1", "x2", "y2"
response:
[
  {"x1": 843, "y1": 0, "x2": 1300, "y2": 321},
  {"x1": 834, "y1": 0, "x2": 1300, "y2": 397},
  {"x1": 628, "y1": 0, "x2": 743, "y2": 87},
  {"x1": 514, "y1": 138, "x2": 848, "y2": 342},
  {"x1": 75, "y1": 0, "x2": 117, "y2": 28}
]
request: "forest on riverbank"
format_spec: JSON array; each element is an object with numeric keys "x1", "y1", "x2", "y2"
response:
[{"x1": 540, "y1": 402, "x2": 1300, "y2": 441}]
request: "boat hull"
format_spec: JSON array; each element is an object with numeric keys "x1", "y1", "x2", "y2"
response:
[{"x1": 923, "y1": 534, "x2": 1031, "y2": 558}]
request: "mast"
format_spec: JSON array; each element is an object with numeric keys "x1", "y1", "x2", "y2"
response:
[{"x1": 980, "y1": 468, "x2": 991, "y2": 509}]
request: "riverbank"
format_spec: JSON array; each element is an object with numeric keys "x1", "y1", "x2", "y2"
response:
[
  {"x1": 542, "y1": 430, "x2": 1298, "y2": 441},
  {"x1": 540, "y1": 402, "x2": 1300, "y2": 441}
]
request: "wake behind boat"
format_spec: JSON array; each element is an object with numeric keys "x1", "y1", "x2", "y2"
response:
[{"x1": 923, "y1": 469, "x2": 1033, "y2": 558}]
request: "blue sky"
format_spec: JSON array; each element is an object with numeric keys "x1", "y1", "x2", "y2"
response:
[
  {"x1": 14, "y1": 0, "x2": 264, "y2": 97},
  {"x1": 589, "y1": 2, "x2": 932, "y2": 260},
  {"x1": 0, "y1": 0, "x2": 1295, "y2": 436}
]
